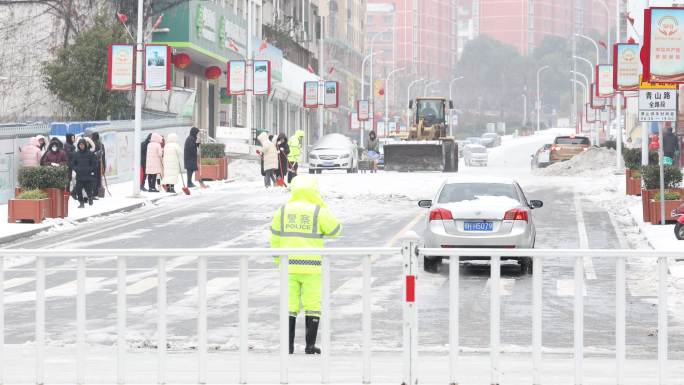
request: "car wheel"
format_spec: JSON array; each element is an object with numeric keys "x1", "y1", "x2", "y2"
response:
[
  {"x1": 519, "y1": 258, "x2": 533, "y2": 275},
  {"x1": 316, "y1": 169, "x2": 322, "y2": 174},
  {"x1": 423, "y1": 256, "x2": 441, "y2": 273},
  {"x1": 675, "y1": 223, "x2": 684, "y2": 240},
  {"x1": 309, "y1": 168, "x2": 315, "y2": 174}
]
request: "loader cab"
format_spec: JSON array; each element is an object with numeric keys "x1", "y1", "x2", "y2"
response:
[{"x1": 410, "y1": 98, "x2": 451, "y2": 126}]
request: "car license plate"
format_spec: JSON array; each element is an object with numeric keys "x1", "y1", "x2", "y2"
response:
[
  {"x1": 464, "y1": 221, "x2": 493, "y2": 231},
  {"x1": 323, "y1": 161, "x2": 334, "y2": 166},
  {"x1": 539, "y1": 151, "x2": 550, "y2": 163}
]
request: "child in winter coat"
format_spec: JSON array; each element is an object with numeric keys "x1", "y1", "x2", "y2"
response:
[
  {"x1": 146, "y1": 133, "x2": 164, "y2": 192},
  {"x1": 162, "y1": 133, "x2": 182, "y2": 193},
  {"x1": 257, "y1": 132, "x2": 278, "y2": 187}
]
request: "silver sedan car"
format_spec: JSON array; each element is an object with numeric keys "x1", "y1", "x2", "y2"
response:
[
  {"x1": 308, "y1": 133, "x2": 359, "y2": 174},
  {"x1": 418, "y1": 178, "x2": 543, "y2": 273}
]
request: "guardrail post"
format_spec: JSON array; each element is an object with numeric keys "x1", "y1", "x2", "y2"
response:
[
  {"x1": 449, "y1": 254, "x2": 459, "y2": 385},
  {"x1": 362, "y1": 255, "x2": 372, "y2": 384},
  {"x1": 36, "y1": 256, "x2": 45, "y2": 385},
  {"x1": 117, "y1": 256, "x2": 127, "y2": 385},
  {"x1": 157, "y1": 256, "x2": 167, "y2": 385},
  {"x1": 0, "y1": 257, "x2": 3, "y2": 385},
  {"x1": 280, "y1": 256, "x2": 289, "y2": 384},
  {"x1": 240, "y1": 255, "x2": 249, "y2": 384},
  {"x1": 574, "y1": 256, "x2": 584, "y2": 385},
  {"x1": 76, "y1": 256, "x2": 86, "y2": 385},
  {"x1": 402, "y1": 232, "x2": 420, "y2": 385},
  {"x1": 616, "y1": 257, "x2": 626, "y2": 385},
  {"x1": 532, "y1": 256, "x2": 542, "y2": 385},
  {"x1": 322, "y1": 255, "x2": 331, "y2": 383},
  {"x1": 490, "y1": 255, "x2": 501, "y2": 385},
  {"x1": 658, "y1": 257, "x2": 668, "y2": 385}
]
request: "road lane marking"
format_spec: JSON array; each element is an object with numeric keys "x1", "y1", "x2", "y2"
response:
[
  {"x1": 483, "y1": 278, "x2": 515, "y2": 296},
  {"x1": 556, "y1": 279, "x2": 587, "y2": 297},
  {"x1": 4, "y1": 277, "x2": 107, "y2": 304},
  {"x1": 573, "y1": 193, "x2": 597, "y2": 280},
  {"x1": 385, "y1": 211, "x2": 424, "y2": 247},
  {"x1": 333, "y1": 276, "x2": 378, "y2": 296},
  {"x1": 125, "y1": 277, "x2": 172, "y2": 295},
  {"x1": 3, "y1": 277, "x2": 33, "y2": 290}
]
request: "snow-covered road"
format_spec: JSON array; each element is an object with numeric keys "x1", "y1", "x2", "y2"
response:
[{"x1": 2, "y1": 129, "x2": 683, "y2": 365}]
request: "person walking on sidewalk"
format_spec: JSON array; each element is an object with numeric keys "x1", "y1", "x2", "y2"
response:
[
  {"x1": 140, "y1": 133, "x2": 152, "y2": 191},
  {"x1": 40, "y1": 138, "x2": 68, "y2": 166},
  {"x1": 276, "y1": 133, "x2": 290, "y2": 184},
  {"x1": 146, "y1": 133, "x2": 163, "y2": 192},
  {"x1": 258, "y1": 132, "x2": 278, "y2": 188},
  {"x1": 70, "y1": 138, "x2": 97, "y2": 208},
  {"x1": 270, "y1": 175, "x2": 341, "y2": 354},
  {"x1": 184, "y1": 127, "x2": 200, "y2": 188},
  {"x1": 90, "y1": 132, "x2": 106, "y2": 199},
  {"x1": 287, "y1": 130, "x2": 305, "y2": 183},
  {"x1": 663, "y1": 126, "x2": 679, "y2": 162},
  {"x1": 20, "y1": 137, "x2": 42, "y2": 167},
  {"x1": 162, "y1": 133, "x2": 182, "y2": 193}
]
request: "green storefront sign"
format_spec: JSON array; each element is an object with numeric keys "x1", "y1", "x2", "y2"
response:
[{"x1": 152, "y1": 0, "x2": 247, "y2": 63}]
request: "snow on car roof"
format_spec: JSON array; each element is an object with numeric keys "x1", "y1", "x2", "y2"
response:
[{"x1": 443, "y1": 176, "x2": 517, "y2": 185}]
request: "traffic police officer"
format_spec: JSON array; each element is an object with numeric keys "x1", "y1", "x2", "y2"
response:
[{"x1": 271, "y1": 175, "x2": 341, "y2": 354}]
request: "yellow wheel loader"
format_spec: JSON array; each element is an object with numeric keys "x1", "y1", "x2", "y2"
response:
[{"x1": 383, "y1": 97, "x2": 458, "y2": 172}]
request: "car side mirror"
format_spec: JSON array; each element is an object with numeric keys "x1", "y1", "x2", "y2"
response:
[
  {"x1": 408, "y1": 100, "x2": 413, "y2": 109},
  {"x1": 529, "y1": 200, "x2": 543, "y2": 209},
  {"x1": 418, "y1": 200, "x2": 432, "y2": 208}
]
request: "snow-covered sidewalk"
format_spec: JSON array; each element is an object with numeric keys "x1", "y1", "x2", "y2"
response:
[{"x1": 0, "y1": 178, "x2": 237, "y2": 245}]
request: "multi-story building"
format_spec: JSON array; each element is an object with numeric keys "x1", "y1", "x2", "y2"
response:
[
  {"x1": 477, "y1": 0, "x2": 617, "y2": 55},
  {"x1": 366, "y1": 0, "x2": 458, "y2": 126}
]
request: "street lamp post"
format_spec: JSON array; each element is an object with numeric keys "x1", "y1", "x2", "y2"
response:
[
  {"x1": 131, "y1": 0, "x2": 144, "y2": 198},
  {"x1": 369, "y1": 29, "x2": 390, "y2": 135},
  {"x1": 406, "y1": 78, "x2": 425, "y2": 128},
  {"x1": 536, "y1": 65, "x2": 550, "y2": 132},
  {"x1": 384, "y1": 67, "x2": 405, "y2": 137},
  {"x1": 575, "y1": 33, "x2": 600, "y2": 65},
  {"x1": 449, "y1": 76, "x2": 464, "y2": 103},
  {"x1": 571, "y1": 78, "x2": 590, "y2": 139},
  {"x1": 573, "y1": 55, "x2": 595, "y2": 83},
  {"x1": 360, "y1": 51, "x2": 381, "y2": 147},
  {"x1": 423, "y1": 80, "x2": 439, "y2": 97}
]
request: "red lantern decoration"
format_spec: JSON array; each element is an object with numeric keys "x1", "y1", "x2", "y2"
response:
[
  {"x1": 173, "y1": 53, "x2": 191, "y2": 70},
  {"x1": 205, "y1": 66, "x2": 221, "y2": 80}
]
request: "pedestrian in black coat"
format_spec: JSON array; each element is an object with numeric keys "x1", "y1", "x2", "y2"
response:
[
  {"x1": 184, "y1": 127, "x2": 200, "y2": 187},
  {"x1": 70, "y1": 139, "x2": 97, "y2": 208},
  {"x1": 663, "y1": 126, "x2": 679, "y2": 160},
  {"x1": 90, "y1": 132, "x2": 106, "y2": 199},
  {"x1": 140, "y1": 133, "x2": 152, "y2": 191},
  {"x1": 276, "y1": 133, "x2": 290, "y2": 181}
]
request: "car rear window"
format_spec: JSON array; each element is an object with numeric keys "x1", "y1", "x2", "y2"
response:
[
  {"x1": 438, "y1": 183, "x2": 519, "y2": 203},
  {"x1": 554, "y1": 136, "x2": 590, "y2": 145}
]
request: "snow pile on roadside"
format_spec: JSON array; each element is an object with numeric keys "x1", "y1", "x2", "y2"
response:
[
  {"x1": 536, "y1": 147, "x2": 617, "y2": 177},
  {"x1": 229, "y1": 159, "x2": 261, "y2": 182}
]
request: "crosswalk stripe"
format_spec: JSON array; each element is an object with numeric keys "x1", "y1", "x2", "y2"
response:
[
  {"x1": 4, "y1": 277, "x2": 107, "y2": 304},
  {"x1": 3, "y1": 277, "x2": 33, "y2": 290},
  {"x1": 483, "y1": 278, "x2": 515, "y2": 296},
  {"x1": 556, "y1": 279, "x2": 587, "y2": 297},
  {"x1": 125, "y1": 277, "x2": 172, "y2": 295}
]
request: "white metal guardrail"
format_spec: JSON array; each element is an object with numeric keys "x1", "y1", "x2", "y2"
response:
[{"x1": 0, "y1": 244, "x2": 679, "y2": 385}]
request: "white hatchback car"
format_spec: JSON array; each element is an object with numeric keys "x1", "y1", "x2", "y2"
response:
[{"x1": 418, "y1": 178, "x2": 543, "y2": 273}]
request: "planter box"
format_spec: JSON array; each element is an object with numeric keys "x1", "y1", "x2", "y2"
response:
[
  {"x1": 625, "y1": 169, "x2": 641, "y2": 196},
  {"x1": 642, "y1": 188, "x2": 684, "y2": 222},
  {"x1": 196, "y1": 163, "x2": 221, "y2": 181},
  {"x1": 649, "y1": 199, "x2": 684, "y2": 224},
  {"x1": 8, "y1": 198, "x2": 49, "y2": 223},
  {"x1": 15, "y1": 187, "x2": 68, "y2": 218}
]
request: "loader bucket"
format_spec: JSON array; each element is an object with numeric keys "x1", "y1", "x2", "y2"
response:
[{"x1": 383, "y1": 142, "x2": 446, "y2": 172}]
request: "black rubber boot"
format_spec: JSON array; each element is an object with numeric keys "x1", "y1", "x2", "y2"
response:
[
  {"x1": 289, "y1": 316, "x2": 296, "y2": 354},
  {"x1": 304, "y1": 316, "x2": 321, "y2": 354}
]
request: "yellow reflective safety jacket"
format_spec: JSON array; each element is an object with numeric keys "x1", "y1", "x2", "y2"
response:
[
  {"x1": 287, "y1": 130, "x2": 305, "y2": 163},
  {"x1": 271, "y1": 176, "x2": 341, "y2": 274}
]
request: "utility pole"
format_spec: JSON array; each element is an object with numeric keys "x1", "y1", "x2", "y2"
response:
[
  {"x1": 318, "y1": 16, "x2": 325, "y2": 140},
  {"x1": 132, "y1": 0, "x2": 144, "y2": 198},
  {"x1": 247, "y1": 0, "x2": 253, "y2": 145}
]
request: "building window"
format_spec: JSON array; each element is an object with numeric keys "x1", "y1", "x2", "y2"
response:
[
  {"x1": 367, "y1": 15, "x2": 373, "y2": 24},
  {"x1": 383, "y1": 15, "x2": 392, "y2": 25}
]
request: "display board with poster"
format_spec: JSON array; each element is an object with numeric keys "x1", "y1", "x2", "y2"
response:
[
  {"x1": 303, "y1": 81, "x2": 319, "y2": 108},
  {"x1": 144, "y1": 45, "x2": 171, "y2": 91},
  {"x1": 585, "y1": 104, "x2": 598, "y2": 123},
  {"x1": 596, "y1": 65, "x2": 615, "y2": 97},
  {"x1": 644, "y1": 7, "x2": 684, "y2": 83},
  {"x1": 357, "y1": 100, "x2": 370, "y2": 121},
  {"x1": 227, "y1": 60, "x2": 247, "y2": 95},
  {"x1": 252, "y1": 60, "x2": 271, "y2": 95},
  {"x1": 590, "y1": 84, "x2": 607, "y2": 109},
  {"x1": 107, "y1": 44, "x2": 135, "y2": 91},
  {"x1": 679, "y1": 85, "x2": 684, "y2": 135},
  {"x1": 613, "y1": 43, "x2": 641, "y2": 91},
  {"x1": 323, "y1": 81, "x2": 339, "y2": 108},
  {"x1": 350, "y1": 112, "x2": 360, "y2": 131}
]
